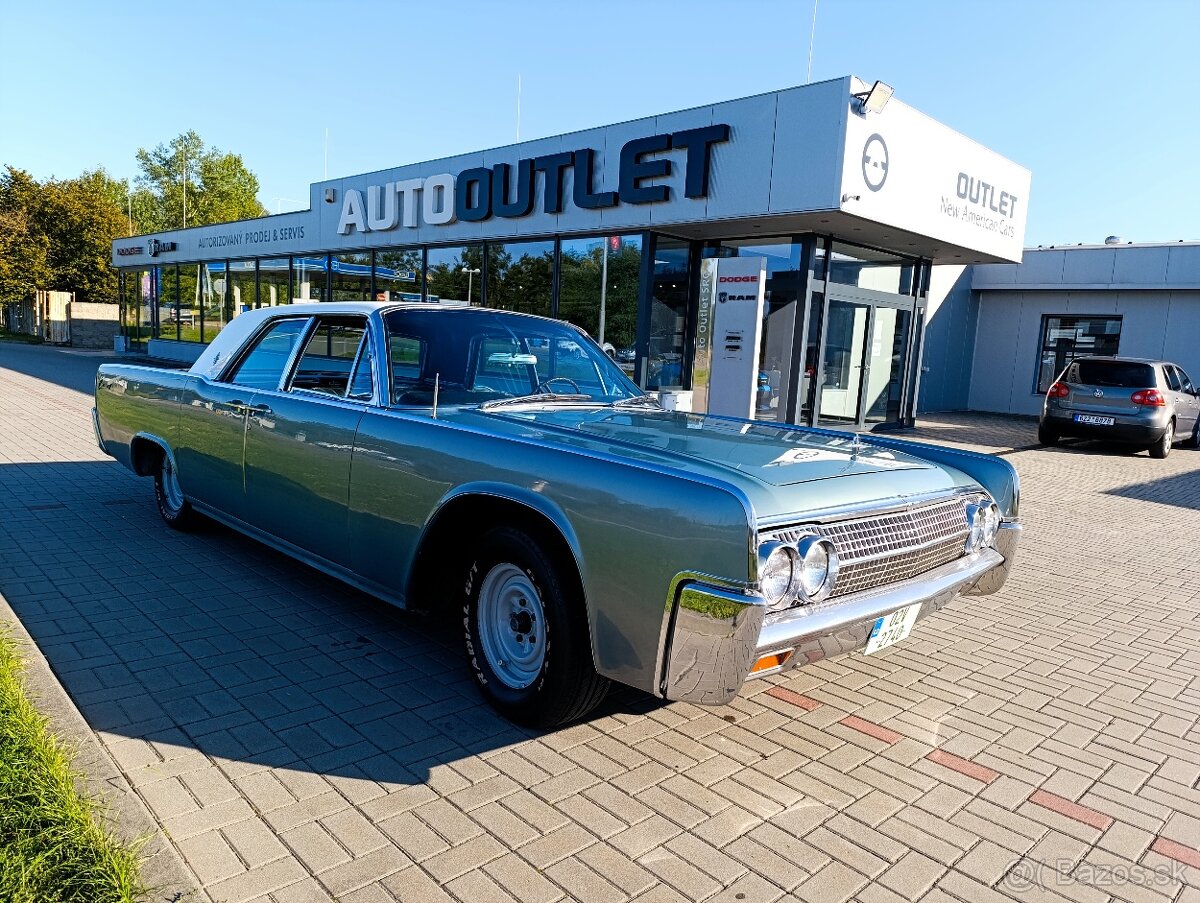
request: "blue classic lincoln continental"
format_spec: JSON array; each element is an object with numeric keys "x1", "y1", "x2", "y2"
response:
[{"x1": 94, "y1": 302, "x2": 1020, "y2": 726}]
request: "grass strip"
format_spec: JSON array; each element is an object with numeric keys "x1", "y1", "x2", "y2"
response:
[
  {"x1": 0, "y1": 332, "x2": 45, "y2": 344},
  {"x1": 0, "y1": 624, "x2": 146, "y2": 903}
]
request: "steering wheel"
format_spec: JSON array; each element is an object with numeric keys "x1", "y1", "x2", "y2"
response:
[{"x1": 536, "y1": 376, "x2": 582, "y2": 395}]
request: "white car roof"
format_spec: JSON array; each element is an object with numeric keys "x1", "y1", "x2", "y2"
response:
[{"x1": 188, "y1": 302, "x2": 574, "y2": 377}]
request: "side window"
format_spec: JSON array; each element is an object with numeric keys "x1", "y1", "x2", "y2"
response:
[
  {"x1": 1164, "y1": 366, "x2": 1182, "y2": 392},
  {"x1": 1178, "y1": 368, "x2": 1195, "y2": 394},
  {"x1": 389, "y1": 335, "x2": 427, "y2": 404},
  {"x1": 290, "y1": 317, "x2": 368, "y2": 397},
  {"x1": 227, "y1": 318, "x2": 310, "y2": 390},
  {"x1": 347, "y1": 339, "x2": 375, "y2": 402}
]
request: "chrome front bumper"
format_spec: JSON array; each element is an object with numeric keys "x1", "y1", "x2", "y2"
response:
[
  {"x1": 91, "y1": 407, "x2": 107, "y2": 455},
  {"x1": 661, "y1": 521, "x2": 1020, "y2": 705}
]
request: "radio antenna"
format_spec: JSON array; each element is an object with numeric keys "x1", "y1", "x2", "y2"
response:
[
  {"x1": 516, "y1": 74, "x2": 522, "y2": 142},
  {"x1": 432, "y1": 373, "x2": 440, "y2": 419},
  {"x1": 807, "y1": 0, "x2": 818, "y2": 83}
]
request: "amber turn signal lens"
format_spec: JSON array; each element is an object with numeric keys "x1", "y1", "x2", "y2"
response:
[{"x1": 751, "y1": 650, "x2": 794, "y2": 674}]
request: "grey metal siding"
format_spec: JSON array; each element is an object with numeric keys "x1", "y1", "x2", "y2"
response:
[{"x1": 918, "y1": 267, "x2": 976, "y2": 412}]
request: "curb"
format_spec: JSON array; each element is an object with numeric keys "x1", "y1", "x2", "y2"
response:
[{"x1": 0, "y1": 590, "x2": 210, "y2": 903}]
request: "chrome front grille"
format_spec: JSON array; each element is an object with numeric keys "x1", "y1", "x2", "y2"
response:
[{"x1": 766, "y1": 495, "x2": 974, "y2": 600}]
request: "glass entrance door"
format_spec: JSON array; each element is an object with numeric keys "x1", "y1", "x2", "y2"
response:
[
  {"x1": 814, "y1": 296, "x2": 914, "y2": 429},
  {"x1": 818, "y1": 299, "x2": 870, "y2": 424},
  {"x1": 863, "y1": 306, "x2": 912, "y2": 424}
]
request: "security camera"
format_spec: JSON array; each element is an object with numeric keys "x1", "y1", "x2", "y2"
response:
[{"x1": 324, "y1": 188, "x2": 336, "y2": 204}]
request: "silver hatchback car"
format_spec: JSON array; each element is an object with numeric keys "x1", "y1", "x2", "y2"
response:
[{"x1": 1039, "y1": 356, "x2": 1200, "y2": 458}]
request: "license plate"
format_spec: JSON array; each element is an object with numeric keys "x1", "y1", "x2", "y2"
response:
[
  {"x1": 1074, "y1": 414, "x2": 1115, "y2": 426},
  {"x1": 865, "y1": 604, "x2": 921, "y2": 654}
]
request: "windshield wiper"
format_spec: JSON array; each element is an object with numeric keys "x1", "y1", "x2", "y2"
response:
[
  {"x1": 610, "y1": 395, "x2": 662, "y2": 409},
  {"x1": 479, "y1": 392, "x2": 594, "y2": 410}
]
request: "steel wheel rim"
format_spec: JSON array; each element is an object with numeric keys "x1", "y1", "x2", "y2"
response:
[
  {"x1": 476, "y1": 563, "x2": 546, "y2": 690},
  {"x1": 1165, "y1": 422, "x2": 1174, "y2": 446},
  {"x1": 162, "y1": 457, "x2": 184, "y2": 513}
]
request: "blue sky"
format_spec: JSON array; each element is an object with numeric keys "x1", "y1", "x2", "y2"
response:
[{"x1": 2, "y1": 0, "x2": 1197, "y2": 246}]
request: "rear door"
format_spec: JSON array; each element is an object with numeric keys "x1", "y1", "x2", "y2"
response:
[
  {"x1": 177, "y1": 316, "x2": 312, "y2": 520},
  {"x1": 1168, "y1": 365, "x2": 1199, "y2": 435},
  {"x1": 242, "y1": 315, "x2": 375, "y2": 566}
]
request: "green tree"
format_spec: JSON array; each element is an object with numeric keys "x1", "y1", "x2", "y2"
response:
[
  {"x1": 135, "y1": 130, "x2": 266, "y2": 230},
  {"x1": 0, "y1": 168, "x2": 52, "y2": 307},
  {"x1": 37, "y1": 170, "x2": 129, "y2": 302}
]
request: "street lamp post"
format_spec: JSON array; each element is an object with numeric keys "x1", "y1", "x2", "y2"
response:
[{"x1": 461, "y1": 266, "x2": 481, "y2": 305}]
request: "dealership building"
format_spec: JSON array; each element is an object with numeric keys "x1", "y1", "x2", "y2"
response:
[
  {"x1": 111, "y1": 75, "x2": 1031, "y2": 430},
  {"x1": 919, "y1": 241, "x2": 1200, "y2": 416}
]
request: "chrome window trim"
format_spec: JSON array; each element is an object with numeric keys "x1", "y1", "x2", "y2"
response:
[
  {"x1": 214, "y1": 314, "x2": 315, "y2": 389},
  {"x1": 282, "y1": 313, "x2": 374, "y2": 402}
]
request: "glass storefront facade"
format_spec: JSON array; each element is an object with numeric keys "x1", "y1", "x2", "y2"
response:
[
  {"x1": 118, "y1": 232, "x2": 929, "y2": 430},
  {"x1": 559, "y1": 235, "x2": 642, "y2": 377}
]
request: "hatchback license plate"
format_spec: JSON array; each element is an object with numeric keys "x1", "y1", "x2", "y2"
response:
[
  {"x1": 865, "y1": 604, "x2": 921, "y2": 655},
  {"x1": 1074, "y1": 414, "x2": 1115, "y2": 426}
]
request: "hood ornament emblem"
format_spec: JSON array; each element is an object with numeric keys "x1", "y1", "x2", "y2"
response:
[
  {"x1": 850, "y1": 433, "x2": 863, "y2": 459},
  {"x1": 1094, "y1": 389, "x2": 1104, "y2": 397}
]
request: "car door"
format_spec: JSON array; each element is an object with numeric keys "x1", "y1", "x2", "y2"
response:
[
  {"x1": 242, "y1": 315, "x2": 375, "y2": 567},
  {"x1": 1172, "y1": 365, "x2": 1200, "y2": 436},
  {"x1": 177, "y1": 316, "x2": 312, "y2": 520}
]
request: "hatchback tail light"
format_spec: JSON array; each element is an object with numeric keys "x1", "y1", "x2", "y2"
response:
[
  {"x1": 1131, "y1": 388, "x2": 1166, "y2": 406},
  {"x1": 1047, "y1": 382, "x2": 1070, "y2": 398}
]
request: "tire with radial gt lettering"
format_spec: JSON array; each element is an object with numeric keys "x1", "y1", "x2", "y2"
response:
[{"x1": 462, "y1": 527, "x2": 609, "y2": 726}]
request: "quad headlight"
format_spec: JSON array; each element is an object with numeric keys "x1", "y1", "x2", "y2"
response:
[
  {"x1": 965, "y1": 499, "x2": 1001, "y2": 553},
  {"x1": 758, "y1": 535, "x2": 839, "y2": 610},
  {"x1": 796, "y1": 534, "x2": 839, "y2": 603},
  {"x1": 759, "y1": 542, "x2": 799, "y2": 609}
]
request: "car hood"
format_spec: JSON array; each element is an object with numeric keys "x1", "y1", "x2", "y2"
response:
[
  {"x1": 442, "y1": 404, "x2": 980, "y2": 513},
  {"x1": 481, "y1": 407, "x2": 931, "y2": 486}
]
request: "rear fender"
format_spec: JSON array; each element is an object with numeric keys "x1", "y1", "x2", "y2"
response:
[{"x1": 129, "y1": 432, "x2": 179, "y2": 478}]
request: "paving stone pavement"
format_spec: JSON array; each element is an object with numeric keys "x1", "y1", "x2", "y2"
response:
[{"x1": 1, "y1": 341, "x2": 1198, "y2": 903}]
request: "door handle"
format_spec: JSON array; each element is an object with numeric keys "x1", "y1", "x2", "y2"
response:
[
  {"x1": 247, "y1": 404, "x2": 272, "y2": 417},
  {"x1": 229, "y1": 400, "x2": 250, "y2": 415}
]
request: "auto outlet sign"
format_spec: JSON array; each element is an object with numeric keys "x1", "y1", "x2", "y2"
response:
[
  {"x1": 841, "y1": 95, "x2": 1031, "y2": 261},
  {"x1": 336, "y1": 125, "x2": 731, "y2": 235}
]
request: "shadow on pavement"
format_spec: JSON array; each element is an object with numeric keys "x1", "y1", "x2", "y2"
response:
[
  {"x1": 0, "y1": 341, "x2": 183, "y2": 397},
  {"x1": 0, "y1": 457, "x2": 663, "y2": 788},
  {"x1": 1103, "y1": 465, "x2": 1200, "y2": 511},
  {"x1": 0, "y1": 341, "x2": 124, "y2": 395}
]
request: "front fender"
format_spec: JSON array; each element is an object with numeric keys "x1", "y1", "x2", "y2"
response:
[
  {"x1": 420, "y1": 481, "x2": 588, "y2": 586},
  {"x1": 866, "y1": 435, "x2": 1021, "y2": 517}
]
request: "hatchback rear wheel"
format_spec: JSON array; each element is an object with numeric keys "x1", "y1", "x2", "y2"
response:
[{"x1": 1150, "y1": 420, "x2": 1174, "y2": 459}]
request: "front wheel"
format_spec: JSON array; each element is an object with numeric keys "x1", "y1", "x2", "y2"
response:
[
  {"x1": 463, "y1": 527, "x2": 609, "y2": 727},
  {"x1": 1150, "y1": 420, "x2": 1175, "y2": 459},
  {"x1": 154, "y1": 453, "x2": 197, "y2": 530}
]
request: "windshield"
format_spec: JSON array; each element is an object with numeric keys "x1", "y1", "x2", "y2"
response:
[{"x1": 383, "y1": 308, "x2": 645, "y2": 407}]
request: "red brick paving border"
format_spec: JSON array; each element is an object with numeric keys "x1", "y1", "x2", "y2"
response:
[
  {"x1": 924, "y1": 749, "x2": 1000, "y2": 784},
  {"x1": 839, "y1": 715, "x2": 902, "y2": 745},
  {"x1": 1027, "y1": 790, "x2": 1114, "y2": 831},
  {"x1": 1149, "y1": 837, "x2": 1200, "y2": 869},
  {"x1": 766, "y1": 686, "x2": 822, "y2": 711}
]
